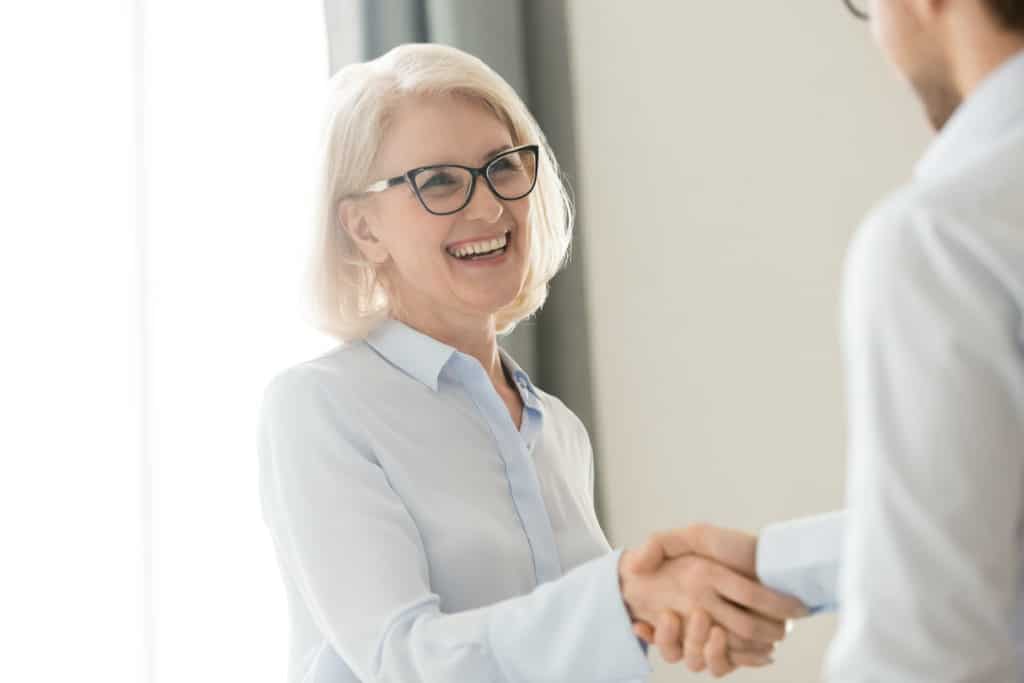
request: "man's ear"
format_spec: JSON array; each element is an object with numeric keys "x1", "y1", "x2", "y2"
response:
[{"x1": 338, "y1": 199, "x2": 390, "y2": 265}]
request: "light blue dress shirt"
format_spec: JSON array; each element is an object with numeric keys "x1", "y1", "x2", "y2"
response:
[
  {"x1": 756, "y1": 511, "x2": 845, "y2": 615},
  {"x1": 754, "y1": 51, "x2": 1024, "y2": 681},
  {"x1": 258, "y1": 319, "x2": 651, "y2": 682}
]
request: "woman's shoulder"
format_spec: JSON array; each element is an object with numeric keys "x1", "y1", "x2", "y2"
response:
[
  {"x1": 260, "y1": 340, "x2": 383, "y2": 410},
  {"x1": 532, "y1": 386, "x2": 592, "y2": 447},
  {"x1": 258, "y1": 343, "x2": 384, "y2": 465}
]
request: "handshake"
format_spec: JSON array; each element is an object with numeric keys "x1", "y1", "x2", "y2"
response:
[{"x1": 618, "y1": 523, "x2": 809, "y2": 677}]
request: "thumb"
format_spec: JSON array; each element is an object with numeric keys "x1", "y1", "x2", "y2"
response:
[
  {"x1": 628, "y1": 529, "x2": 696, "y2": 574},
  {"x1": 689, "y1": 524, "x2": 758, "y2": 578}
]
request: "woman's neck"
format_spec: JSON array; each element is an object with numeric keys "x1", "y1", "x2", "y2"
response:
[{"x1": 392, "y1": 305, "x2": 524, "y2": 429}]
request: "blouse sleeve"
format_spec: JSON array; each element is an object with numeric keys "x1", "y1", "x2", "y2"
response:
[{"x1": 258, "y1": 366, "x2": 652, "y2": 683}]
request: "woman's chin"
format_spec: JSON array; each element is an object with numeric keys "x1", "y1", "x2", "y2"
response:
[{"x1": 452, "y1": 291, "x2": 521, "y2": 320}]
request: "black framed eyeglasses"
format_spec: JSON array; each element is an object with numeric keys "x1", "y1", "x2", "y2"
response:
[
  {"x1": 355, "y1": 144, "x2": 540, "y2": 216},
  {"x1": 843, "y1": 0, "x2": 869, "y2": 20}
]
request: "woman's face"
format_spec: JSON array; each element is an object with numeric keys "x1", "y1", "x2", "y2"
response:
[{"x1": 346, "y1": 94, "x2": 533, "y2": 331}]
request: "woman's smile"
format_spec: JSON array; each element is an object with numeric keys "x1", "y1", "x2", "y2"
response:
[{"x1": 444, "y1": 228, "x2": 513, "y2": 265}]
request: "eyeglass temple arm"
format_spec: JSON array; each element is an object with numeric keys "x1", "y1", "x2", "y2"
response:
[{"x1": 363, "y1": 174, "x2": 408, "y2": 194}]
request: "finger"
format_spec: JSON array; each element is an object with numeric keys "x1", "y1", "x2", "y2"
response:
[
  {"x1": 628, "y1": 530, "x2": 696, "y2": 574},
  {"x1": 683, "y1": 608, "x2": 711, "y2": 672},
  {"x1": 705, "y1": 595, "x2": 786, "y2": 643},
  {"x1": 726, "y1": 633, "x2": 773, "y2": 655},
  {"x1": 714, "y1": 570, "x2": 808, "y2": 620},
  {"x1": 705, "y1": 626, "x2": 735, "y2": 678},
  {"x1": 633, "y1": 621, "x2": 655, "y2": 643},
  {"x1": 729, "y1": 650, "x2": 774, "y2": 668},
  {"x1": 624, "y1": 537, "x2": 667, "y2": 575},
  {"x1": 654, "y1": 611, "x2": 684, "y2": 663}
]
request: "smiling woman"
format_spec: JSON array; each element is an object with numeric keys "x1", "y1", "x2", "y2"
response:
[
  {"x1": 260, "y1": 46, "x2": 619, "y2": 683},
  {"x1": 307, "y1": 45, "x2": 571, "y2": 342},
  {"x1": 334, "y1": 94, "x2": 544, "y2": 342},
  {"x1": 257, "y1": 42, "x2": 801, "y2": 683}
]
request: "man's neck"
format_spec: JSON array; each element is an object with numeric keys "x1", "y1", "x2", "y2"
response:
[{"x1": 945, "y1": 10, "x2": 1024, "y2": 97}]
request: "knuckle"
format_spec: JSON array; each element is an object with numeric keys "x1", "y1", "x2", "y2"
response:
[{"x1": 688, "y1": 521, "x2": 711, "y2": 537}]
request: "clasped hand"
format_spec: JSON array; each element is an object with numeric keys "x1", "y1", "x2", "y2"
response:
[{"x1": 618, "y1": 524, "x2": 808, "y2": 677}]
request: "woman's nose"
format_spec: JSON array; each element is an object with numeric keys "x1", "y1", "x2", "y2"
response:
[{"x1": 462, "y1": 180, "x2": 504, "y2": 223}]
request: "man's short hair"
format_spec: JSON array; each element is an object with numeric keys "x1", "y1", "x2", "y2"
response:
[{"x1": 986, "y1": 0, "x2": 1024, "y2": 31}]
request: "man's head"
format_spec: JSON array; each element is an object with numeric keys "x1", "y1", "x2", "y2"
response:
[{"x1": 858, "y1": 0, "x2": 1024, "y2": 129}]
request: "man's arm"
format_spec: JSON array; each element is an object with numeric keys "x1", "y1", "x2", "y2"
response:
[
  {"x1": 825, "y1": 200, "x2": 1024, "y2": 682},
  {"x1": 757, "y1": 510, "x2": 845, "y2": 614}
]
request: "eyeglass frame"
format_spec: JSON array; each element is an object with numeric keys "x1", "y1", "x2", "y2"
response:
[
  {"x1": 349, "y1": 143, "x2": 541, "y2": 216},
  {"x1": 843, "y1": 0, "x2": 869, "y2": 20}
]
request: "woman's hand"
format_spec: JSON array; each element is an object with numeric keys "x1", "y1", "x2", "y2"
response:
[{"x1": 633, "y1": 609, "x2": 776, "y2": 677}]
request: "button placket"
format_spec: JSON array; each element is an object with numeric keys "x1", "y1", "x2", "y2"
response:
[{"x1": 462, "y1": 359, "x2": 561, "y2": 584}]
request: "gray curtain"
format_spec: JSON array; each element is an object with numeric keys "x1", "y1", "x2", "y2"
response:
[{"x1": 325, "y1": 0, "x2": 605, "y2": 518}]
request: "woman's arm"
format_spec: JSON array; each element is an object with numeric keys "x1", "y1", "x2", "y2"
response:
[{"x1": 258, "y1": 366, "x2": 651, "y2": 683}]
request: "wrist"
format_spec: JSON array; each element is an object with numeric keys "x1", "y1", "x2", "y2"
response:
[{"x1": 618, "y1": 549, "x2": 639, "y2": 621}]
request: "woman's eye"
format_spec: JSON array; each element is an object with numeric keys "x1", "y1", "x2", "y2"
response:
[
  {"x1": 490, "y1": 157, "x2": 519, "y2": 173},
  {"x1": 419, "y1": 171, "x2": 458, "y2": 189}
]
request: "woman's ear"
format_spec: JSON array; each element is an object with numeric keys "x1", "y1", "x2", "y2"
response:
[{"x1": 338, "y1": 199, "x2": 390, "y2": 265}]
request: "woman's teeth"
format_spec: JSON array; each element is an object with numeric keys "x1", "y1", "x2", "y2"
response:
[{"x1": 447, "y1": 232, "x2": 510, "y2": 260}]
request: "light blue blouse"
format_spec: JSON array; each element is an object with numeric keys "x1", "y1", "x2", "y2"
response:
[{"x1": 258, "y1": 319, "x2": 651, "y2": 682}]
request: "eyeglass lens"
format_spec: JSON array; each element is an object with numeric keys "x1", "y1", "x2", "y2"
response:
[{"x1": 412, "y1": 148, "x2": 537, "y2": 214}]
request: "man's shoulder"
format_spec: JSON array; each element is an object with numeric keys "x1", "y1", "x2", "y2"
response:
[
  {"x1": 844, "y1": 176, "x2": 1024, "y2": 349},
  {"x1": 846, "y1": 186, "x2": 944, "y2": 282},
  {"x1": 849, "y1": 159, "x2": 1024, "y2": 301}
]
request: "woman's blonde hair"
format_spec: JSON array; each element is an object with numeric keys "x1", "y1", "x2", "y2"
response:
[{"x1": 306, "y1": 43, "x2": 574, "y2": 341}]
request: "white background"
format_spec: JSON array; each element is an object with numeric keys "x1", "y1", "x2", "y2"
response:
[{"x1": 1, "y1": 2, "x2": 342, "y2": 681}]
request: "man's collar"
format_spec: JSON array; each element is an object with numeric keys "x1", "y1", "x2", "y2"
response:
[{"x1": 915, "y1": 49, "x2": 1024, "y2": 182}]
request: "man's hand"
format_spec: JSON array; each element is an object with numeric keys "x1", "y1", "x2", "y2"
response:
[{"x1": 619, "y1": 524, "x2": 807, "y2": 675}]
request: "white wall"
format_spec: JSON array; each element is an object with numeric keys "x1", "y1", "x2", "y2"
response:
[{"x1": 566, "y1": 2, "x2": 930, "y2": 681}]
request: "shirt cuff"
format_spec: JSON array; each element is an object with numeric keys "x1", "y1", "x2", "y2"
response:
[
  {"x1": 487, "y1": 548, "x2": 652, "y2": 682},
  {"x1": 756, "y1": 511, "x2": 846, "y2": 614}
]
